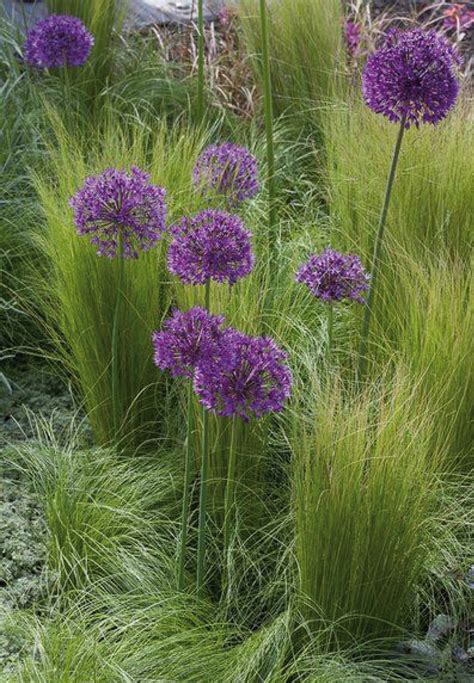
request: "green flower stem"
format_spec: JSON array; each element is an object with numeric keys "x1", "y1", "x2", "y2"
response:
[
  {"x1": 259, "y1": 0, "x2": 276, "y2": 236},
  {"x1": 62, "y1": 64, "x2": 72, "y2": 107},
  {"x1": 357, "y1": 115, "x2": 407, "y2": 384},
  {"x1": 177, "y1": 379, "x2": 195, "y2": 590},
  {"x1": 196, "y1": 0, "x2": 205, "y2": 123},
  {"x1": 196, "y1": 279, "x2": 211, "y2": 592},
  {"x1": 224, "y1": 415, "x2": 238, "y2": 560},
  {"x1": 327, "y1": 305, "x2": 334, "y2": 369},
  {"x1": 111, "y1": 233, "x2": 124, "y2": 440}
]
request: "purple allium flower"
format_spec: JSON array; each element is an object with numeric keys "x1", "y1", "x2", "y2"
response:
[
  {"x1": 345, "y1": 19, "x2": 361, "y2": 58},
  {"x1": 194, "y1": 330, "x2": 292, "y2": 421},
  {"x1": 152, "y1": 307, "x2": 227, "y2": 379},
  {"x1": 362, "y1": 28, "x2": 461, "y2": 127},
  {"x1": 168, "y1": 209, "x2": 255, "y2": 286},
  {"x1": 69, "y1": 167, "x2": 167, "y2": 259},
  {"x1": 24, "y1": 15, "x2": 94, "y2": 69},
  {"x1": 193, "y1": 143, "x2": 259, "y2": 205},
  {"x1": 296, "y1": 249, "x2": 370, "y2": 304}
]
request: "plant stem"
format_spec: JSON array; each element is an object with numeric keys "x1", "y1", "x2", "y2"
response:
[
  {"x1": 62, "y1": 65, "x2": 72, "y2": 116},
  {"x1": 177, "y1": 379, "x2": 195, "y2": 590},
  {"x1": 224, "y1": 415, "x2": 238, "y2": 560},
  {"x1": 327, "y1": 305, "x2": 334, "y2": 369},
  {"x1": 357, "y1": 115, "x2": 406, "y2": 384},
  {"x1": 196, "y1": 0, "x2": 205, "y2": 123},
  {"x1": 259, "y1": 0, "x2": 276, "y2": 236},
  {"x1": 111, "y1": 233, "x2": 124, "y2": 441},
  {"x1": 196, "y1": 279, "x2": 211, "y2": 592}
]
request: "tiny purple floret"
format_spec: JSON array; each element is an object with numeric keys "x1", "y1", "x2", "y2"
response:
[
  {"x1": 296, "y1": 249, "x2": 370, "y2": 304},
  {"x1": 24, "y1": 15, "x2": 94, "y2": 69},
  {"x1": 69, "y1": 166, "x2": 167, "y2": 259},
  {"x1": 345, "y1": 20, "x2": 361, "y2": 58},
  {"x1": 193, "y1": 143, "x2": 259, "y2": 205},
  {"x1": 168, "y1": 209, "x2": 255, "y2": 286},
  {"x1": 194, "y1": 330, "x2": 292, "y2": 421},
  {"x1": 362, "y1": 28, "x2": 461, "y2": 127}
]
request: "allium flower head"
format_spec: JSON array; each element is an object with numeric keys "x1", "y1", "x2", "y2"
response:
[
  {"x1": 168, "y1": 209, "x2": 255, "y2": 285},
  {"x1": 24, "y1": 15, "x2": 94, "y2": 69},
  {"x1": 362, "y1": 28, "x2": 461, "y2": 127},
  {"x1": 194, "y1": 330, "x2": 292, "y2": 421},
  {"x1": 193, "y1": 143, "x2": 259, "y2": 205},
  {"x1": 69, "y1": 167, "x2": 167, "y2": 259},
  {"x1": 152, "y1": 307, "x2": 226, "y2": 379},
  {"x1": 296, "y1": 249, "x2": 370, "y2": 304}
]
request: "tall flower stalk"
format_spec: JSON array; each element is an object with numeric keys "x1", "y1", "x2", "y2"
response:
[
  {"x1": 356, "y1": 28, "x2": 461, "y2": 383},
  {"x1": 111, "y1": 233, "x2": 124, "y2": 435},
  {"x1": 357, "y1": 115, "x2": 406, "y2": 383},
  {"x1": 258, "y1": 0, "x2": 276, "y2": 238},
  {"x1": 194, "y1": 330, "x2": 292, "y2": 586},
  {"x1": 327, "y1": 304, "x2": 334, "y2": 367},
  {"x1": 178, "y1": 379, "x2": 195, "y2": 589},
  {"x1": 152, "y1": 305, "x2": 227, "y2": 590},
  {"x1": 196, "y1": 0, "x2": 205, "y2": 122},
  {"x1": 167, "y1": 209, "x2": 255, "y2": 592},
  {"x1": 223, "y1": 415, "x2": 238, "y2": 558},
  {"x1": 196, "y1": 279, "x2": 211, "y2": 592}
]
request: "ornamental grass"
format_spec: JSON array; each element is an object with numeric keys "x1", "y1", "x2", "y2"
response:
[{"x1": 2, "y1": 6, "x2": 472, "y2": 681}]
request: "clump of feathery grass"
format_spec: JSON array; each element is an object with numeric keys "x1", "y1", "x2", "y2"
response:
[
  {"x1": 240, "y1": 0, "x2": 345, "y2": 128},
  {"x1": 323, "y1": 96, "x2": 473, "y2": 465},
  {"x1": 4, "y1": 409, "x2": 471, "y2": 681},
  {"x1": 292, "y1": 368, "x2": 452, "y2": 646},
  {"x1": 324, "y1": 96, "x2": 473, "y2": 262},
  {"x1": 32, "y1": 112, "x2": 209, "y2": 449}
]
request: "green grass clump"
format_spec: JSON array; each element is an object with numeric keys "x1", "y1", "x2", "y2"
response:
[
  {"x1": 240, "y1": 0, "x2": 344, "y2": 128},
  {"x1": 292, "y1": 369, "x2": 461, "y2": 646},
  {"x1": 33, "y1": 115, "x2": 209, "y2": 449},
  {"x1": 0, "y1": 18, "x2": 48, "y2": 351},
  {"x1": 323, "y1": 96, "x2": 473, "y2": 465},
  {"x1": 388, "y1": 255, "x2": 473, "y2": 466},
  {"x1": 4, "y1": 410, "x2": 471, "y2": 681},
  {"x1": 325, "y1": 96, "x2": 474, "y2": 260},
  {"x1": 6, "y1": 419, "x2": 179, "y2": 594}
]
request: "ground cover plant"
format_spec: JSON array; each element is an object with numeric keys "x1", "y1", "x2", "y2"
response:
[{"x1": 1, "y1": 0, "x2": 473, "y2": 680}]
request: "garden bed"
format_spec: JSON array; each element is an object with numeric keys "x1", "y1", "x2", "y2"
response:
[{"x1": 1, "y1": 1, "x2": 473, "y2": 681}]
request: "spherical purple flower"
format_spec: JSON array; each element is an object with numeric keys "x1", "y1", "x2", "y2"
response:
[
  {"x1": 168, "y1": 209, "x2": 255, "y2": 286},
  {"x1": 24, "y1": 15, "x2": 94, "y2": 69},
  {"x1": 69, "y1": 167, "x2": 167, "y2": 259},
  {"x1": 194, "y1": 330, "x2": 292, "y2": 422},
  {"x1": 296, "y1": 249, "x2": 370, "y2": 304},
  {"x1": 362, "y1": 28, "x2": 461, "y2": 127},
  {"x1": 152, "y1": 307, "x2": 226, "y2": 379},
  {"x1": 193, "y1": 143, "x2": 259, "y2": 205}
]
